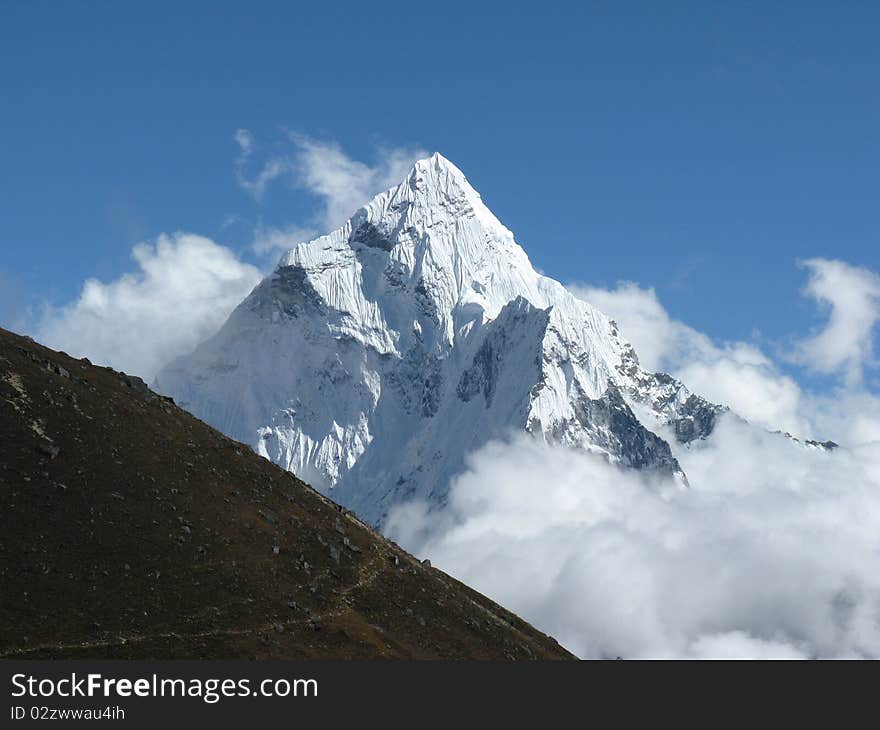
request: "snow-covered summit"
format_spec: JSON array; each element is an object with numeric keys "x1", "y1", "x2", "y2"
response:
[
  {"x1": 156, "y1": 154, "x2": 722, "y2": 524},
  {"x1": 273, "y1": 151, "x2": 555, "y2": 353}
]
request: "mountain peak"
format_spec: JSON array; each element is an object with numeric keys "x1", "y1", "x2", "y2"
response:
[
  {"x1": 278, "y1": 147, "x2": 520, "y2": 290},
  {"x1": 411, "y1": 151, "x2": 464, "y2": 176},
  {"x1": 159, "y1": 156, "x2": 719, "y2": 524},
  {"x1": 406, "y1": 151, "x2": 480, "y2": 202}
]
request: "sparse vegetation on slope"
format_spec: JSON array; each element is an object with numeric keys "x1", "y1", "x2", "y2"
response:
[{"x1": 0, "y1": 327, "x2": 573, "y2": 660}]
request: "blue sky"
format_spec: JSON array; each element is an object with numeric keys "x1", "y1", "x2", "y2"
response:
[
  {"x1": 1, "y1": 1, "x2": 878, "y2": 379},
  {"x1": 8, "y1": 2, "x2": 880, "y2": 660}
]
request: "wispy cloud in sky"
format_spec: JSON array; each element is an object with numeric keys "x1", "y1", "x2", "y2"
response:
[
  {"x1": 287, "y1": 132, "x2": 428, "y2": 232},
  {"x1": 233, "y1": 129, "x2": 427, "y2": 257},
  {"x1": 234, "y1": 129, "x2": 289, "y2": 201},
  {"x1": 793, "y1": 258, "x2": 880, "y2": 386},
  {"x1": 250, "y1": 223, "x2": 319, "y2": 258}
]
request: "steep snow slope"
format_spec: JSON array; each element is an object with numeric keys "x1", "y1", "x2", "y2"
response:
[{"x1": 157, "y1": 154, "x2": 721, "y2": 524}]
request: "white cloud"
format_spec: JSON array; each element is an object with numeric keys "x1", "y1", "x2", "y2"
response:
[
  {"x1": 288, "y1": 132, "x2": 428, "y2": 231},
  {"x1": 234, "y1": 128, "x2": 289, "y2": 201},
  {"x1": 676, "y1": 352, "x2": 805, "y2": 437},
  {"x1": 233, "y1": 130, "x2": 428, "y2": 257},
  {"x1": 800, "y1": 388, "x2": 880, "y2": 449},
  {"x1": 387, "y1": 423, "x2": 880, "y2": 658},
  {"x1": 794, "y1": 258, "x2": 880, "y2": 385},
  {"x1": 568, "y1": 282, "x2": 706, "y2": 373},
  {"x1": 569, "y1": 282, "x2": 806, "y2": 434},
  {"x1": 570, "y1": 259, "x2": 880, "y2": 440},
  {"x1": 36, "y1": 233, "x2": 261, "y2": 382},
  {"x1": 234, "y1": 128, "x2": 254, "y2": 158},
  {"x1": 251, "y1": 223, "x2": 319, "y2": 258}
]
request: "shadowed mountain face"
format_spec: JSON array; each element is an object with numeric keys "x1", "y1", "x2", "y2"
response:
[{"x1": 0, "y1": 327, "x2": 573, "y2": 660}]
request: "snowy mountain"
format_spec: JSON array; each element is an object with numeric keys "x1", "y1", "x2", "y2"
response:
[{"x1": 156, "y1": 153, "x2": 723, "y2": 524}]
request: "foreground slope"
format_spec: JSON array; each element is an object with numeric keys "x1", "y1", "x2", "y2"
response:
[
  {"x1": 0, "y1": 327, "x2": 573, "y2": 659},
  {"x1": 158, "y1": 153, "x2": 721, "y2": 524}
]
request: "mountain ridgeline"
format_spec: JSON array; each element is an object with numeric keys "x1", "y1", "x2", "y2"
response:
[{"x1": 157, "y1": 153, "x2": 724, "y2": 525}]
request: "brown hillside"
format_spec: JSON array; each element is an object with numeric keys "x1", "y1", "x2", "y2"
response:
[{"x1": 0, "y1": 327, "x2": 573, "y2": 659}]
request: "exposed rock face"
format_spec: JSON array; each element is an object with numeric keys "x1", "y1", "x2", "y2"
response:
[
  {"x1": 157, "y1": 153, "x2": 721, "y2": 524},
  {"x1": 553, "y1": 385, "x2": 682, "y2": 474}
]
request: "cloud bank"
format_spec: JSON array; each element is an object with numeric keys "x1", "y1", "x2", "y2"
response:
[
  {"x1": 569, "y1": 262, "x2": 880, "y2": 441},
  {"x1": 36, "y1": 233, "x2": 261, "y2": 382},
  {"x1": 387, "y1": 261, "x2": 880, "y2": 659},
  {"x1": 387, "y1": 422, "x2": 880, "y2": 659}
]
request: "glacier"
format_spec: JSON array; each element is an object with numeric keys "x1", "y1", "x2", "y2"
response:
[{"x1": 156, "y1": 153, "x2": 723, "y2": 525}]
